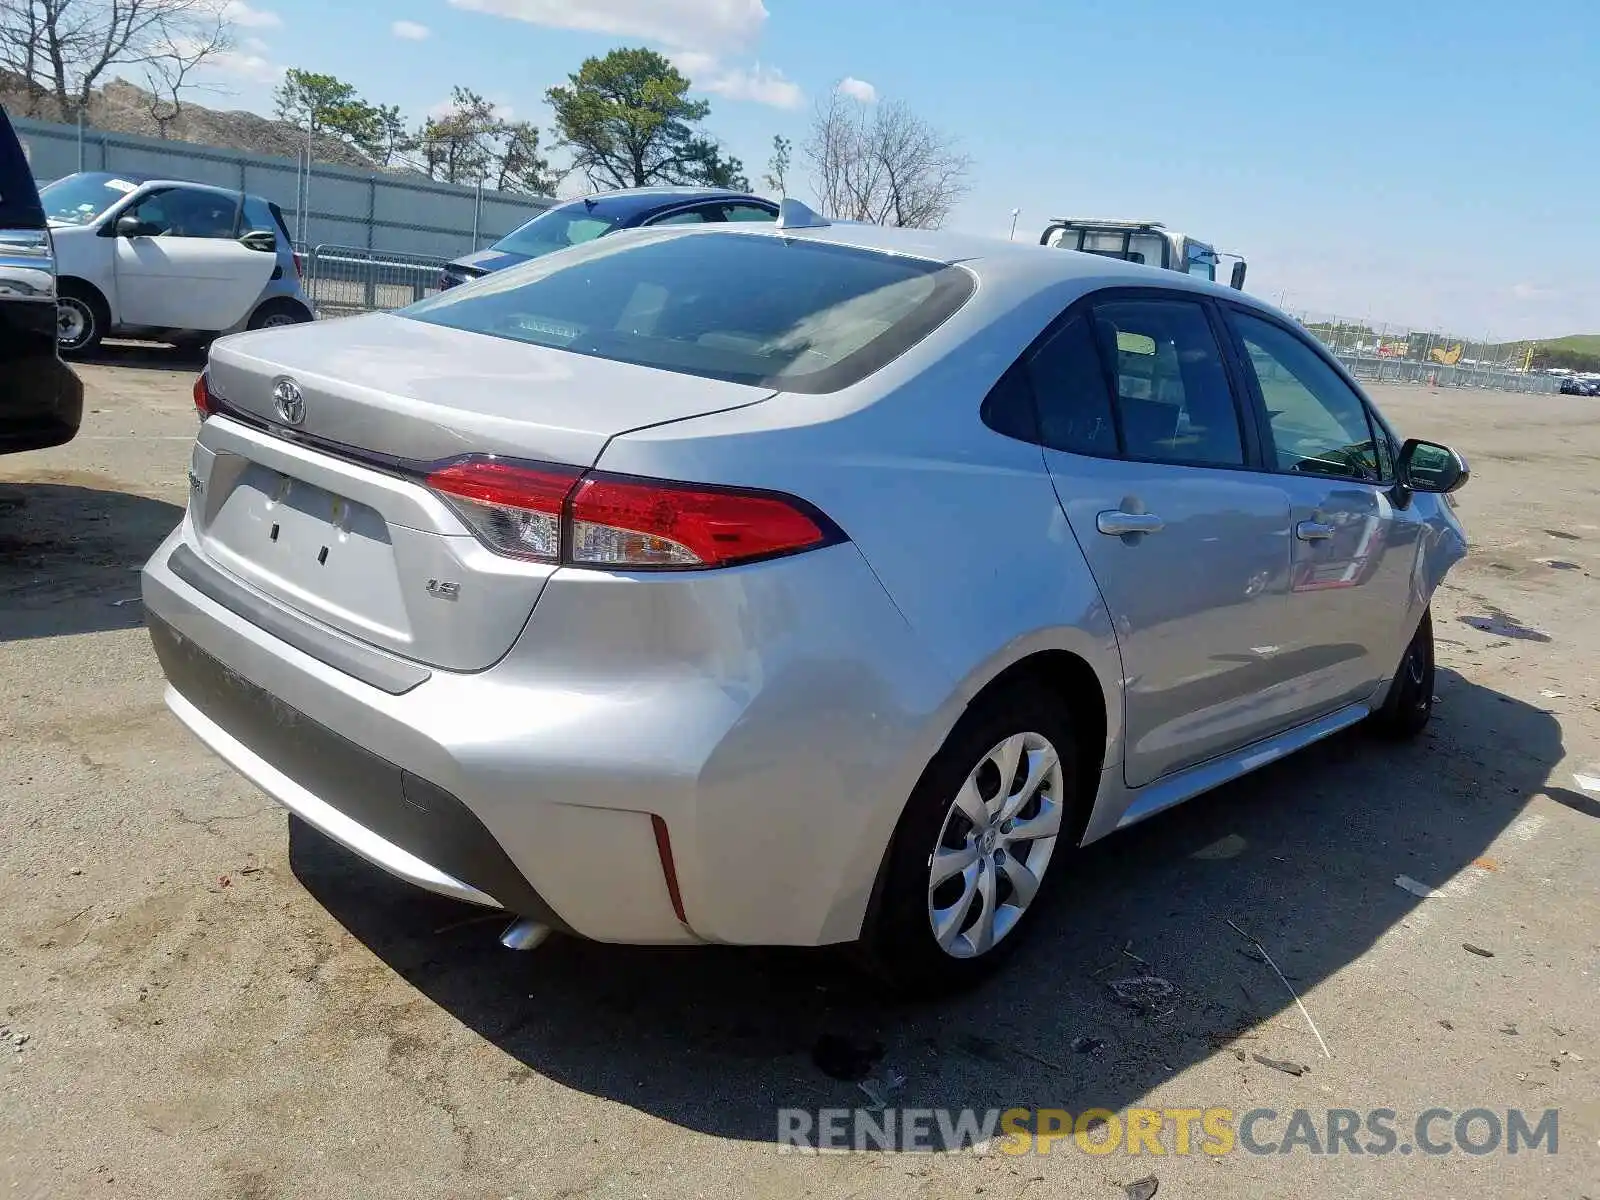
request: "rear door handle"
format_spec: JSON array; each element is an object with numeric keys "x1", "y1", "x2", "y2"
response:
[
  {"x1": 1097, "y1": 511, "x2": 1165, "y2": 537},
  {"x1": 1296, "y1": 520, "x2": 1335, "y2": 541}
]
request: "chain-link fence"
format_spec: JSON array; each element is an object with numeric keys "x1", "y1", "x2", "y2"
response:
[
  {"x1": 1290, "y1": 312, "x2": 1559, "y2": 394},
  {"x1": 302, "y1": 245, "x2": 452, "y2": 318}
]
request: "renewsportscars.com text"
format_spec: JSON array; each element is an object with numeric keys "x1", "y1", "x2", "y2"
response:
[{"x1": 776, "y1": 1106, "x2": 1561, "y2": 1156}]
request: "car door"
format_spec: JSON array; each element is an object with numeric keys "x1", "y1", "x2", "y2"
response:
[
  {"x1": 111, "y1": 187, "x2": 275, "y2": 332},
  {"x1": 1221, "y1": 305, "x2": 1424, "y2": 712},
  {"x1": 1030, "y1": 292, "x2": 1298, "y2": 787}
]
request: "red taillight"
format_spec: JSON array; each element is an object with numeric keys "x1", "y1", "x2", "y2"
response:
[
  {"x1": 426, "y1": 459, "x2": 582, "y2": 562},
  {"x1": 193, "y1": 372, "x2": 213, "y2": 418},
  {"x1": 425, "y1": 456, "x2": 841, "y2": 570},
  {"x1": 570, "y1": 474, "x2": 833, "y2": 568},
  {"x1": 292, "y1": 252, "x2": 304, "y2": 280}
]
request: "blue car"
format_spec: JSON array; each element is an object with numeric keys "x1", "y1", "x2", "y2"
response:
[{"x1": 439, "y1": 187, "x2": 779, "y2": 289}]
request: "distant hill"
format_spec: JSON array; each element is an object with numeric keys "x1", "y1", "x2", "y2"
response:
[
  {"x1": 0, "y1": 72, "x2": 381, "y2": 170},
  {"x1": 1538, "y1": 334, "x2": 1600, "y2": 356},
  {"x1": 1487, "y1": 332, "x2": 1600, "y2": 373}
]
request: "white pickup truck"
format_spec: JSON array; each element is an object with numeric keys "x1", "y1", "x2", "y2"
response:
[{"x1": 1041, "y1": 218, "x2": 1247, "y2": 290}]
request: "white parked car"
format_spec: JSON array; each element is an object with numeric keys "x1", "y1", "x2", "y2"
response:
[{"x1": 39, "y1": 171, "x2": 312, "y2": 355}]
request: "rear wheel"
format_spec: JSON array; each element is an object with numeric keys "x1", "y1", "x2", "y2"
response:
[
  {"x1": 1369, "y1": 608, "x2": 1435, "y2": 739},
  {"x1": 248, "y1": 299, "x2": 312, "y2": 331},
  {"x1": 860, "y1": 686, "x2": 1078, "y2": 995},
  {"x1": 57, "y1": 283, "x2": 106, "y2": 356}
]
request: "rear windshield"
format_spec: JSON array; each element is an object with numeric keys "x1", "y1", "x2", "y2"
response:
[
  {"x1": 402, "y1": 230, "x2": 974, "y2": 393},
  {"x1": 491, "y1": 202, "x2": 623, "y2": 260}
]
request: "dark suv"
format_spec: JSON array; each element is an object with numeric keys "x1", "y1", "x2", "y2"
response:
[
  {"x1": 438, "y1": 187, "x2": 778, "y2": 289},
  {"x1": 1, "y1": 104, "x2": 82, "y2": 453}
]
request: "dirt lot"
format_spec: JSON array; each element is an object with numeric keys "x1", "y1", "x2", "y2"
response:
[{"x1": 3, "y1": 352, "x2": 1598, "y2": 1199}]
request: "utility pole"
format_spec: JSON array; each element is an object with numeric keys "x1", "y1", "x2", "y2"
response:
[{"x1": 1008, "y1": 208, "x2": 1020, "y2": 241}]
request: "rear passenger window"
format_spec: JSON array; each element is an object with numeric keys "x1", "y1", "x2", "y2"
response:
[
  {"x1": 1091, "y1": 299, "x2": 1244, "y2": 467},
  {"x1": 240, "y1": 195, "x2": 280, "y2": 251},
  {"x1": 721, "y1": 203, "x2": 776, "y2": 222},
  {"x1": 1027, "y1": 315, "x2": 1118, "y2": 456}
]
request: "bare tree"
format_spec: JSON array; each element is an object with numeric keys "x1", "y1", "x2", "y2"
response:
[
  {"x1": 803, "y1": 87, "x2": 972, "y2": 229},
  {"x1": 0, "y1": 0, "x2": 233, "y2": 121},
  {"x1": 141, "y1": 4, "x2": 229, "y2": 138}
]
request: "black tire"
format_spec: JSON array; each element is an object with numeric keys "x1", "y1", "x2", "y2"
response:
[
  {"x1": 858, "y1": 684, "x2": 1080, "y2": 996},
  {"x1": 247, "y1": 299, "x2": 312, "y2": 331},
  {"x1": 1369, "y1": 608, "x2": 1435, "y2": 739},
  {"x1": 56, "y1": 283, "x2": 106, "y2": 356}
]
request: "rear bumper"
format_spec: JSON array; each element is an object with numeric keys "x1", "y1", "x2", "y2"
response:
[
  {"x1": 149, "y1": 613, "x2": 565, "y2": 922},
  {"x1": 141, "y1": 520, "x2": 951, "y2": 947}
]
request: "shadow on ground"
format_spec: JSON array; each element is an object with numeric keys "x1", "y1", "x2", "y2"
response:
[
  {"x1": 0, "y1": 479, "x2": 181, "y2": 641},
  {"x1": 73, "y1": 340, "x2": 202, "y2": 372},
  {"x1": 291, "y1": 666, "x2": 1560, "y2": 1146}
]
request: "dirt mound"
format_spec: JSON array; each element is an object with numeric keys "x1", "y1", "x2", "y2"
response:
[{"x1": 1, "y1": 72, "x2": 376, "y2": 169}]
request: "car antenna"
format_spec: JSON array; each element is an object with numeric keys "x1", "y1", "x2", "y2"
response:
[{"x1": 776, "y1": 197, "x2": 829, "y2": 231}]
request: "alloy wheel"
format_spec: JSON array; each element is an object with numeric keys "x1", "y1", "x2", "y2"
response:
[{"x1": 927, "y1": 731, "x2": 1064, "y2": 958}]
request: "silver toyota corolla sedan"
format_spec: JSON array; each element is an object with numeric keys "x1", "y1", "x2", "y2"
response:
[{"x1": 141, "y1": 203, "x2": 1469, "y2": 992}]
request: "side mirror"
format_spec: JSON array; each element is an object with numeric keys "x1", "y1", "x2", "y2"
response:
[
  {"x1": 115, "y1": 215, "x2": 150, "y2": 238},
  {"x1": 1397, "y1": 438, "x2": 1469, "y2": 494},
  {"x1": 1229, "y1": 261, "x2": 1248, "y2": 290}
]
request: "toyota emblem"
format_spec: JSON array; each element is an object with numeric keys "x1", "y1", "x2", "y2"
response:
[{"x1": 272, "y1": 378, "x2": 306, "y2": 426}]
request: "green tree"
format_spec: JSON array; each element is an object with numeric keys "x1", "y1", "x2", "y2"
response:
[
  {"x1": 495, "y1": 120, "x2": 559, "y2": 195},
  {"x1": 764, "y1": 134, "x2": 792, "y2": 196},
  {"x1": 417, "y1": 87, "x2": 499, "y2": 183},
  {"x1": 546, "y1": 47, "x2": 747, "y2": 190},
  {"x1": 274, "y1": 69, "x2": 381, "y2": 151},
  {"x1": 368, "y1": 104, "x2": 416, "y2": 167},
  {"x1": 416, "y1": 89, "x2": 557, "y2": 195}
]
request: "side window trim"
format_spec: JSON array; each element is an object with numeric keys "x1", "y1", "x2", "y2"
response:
[
  {"x1": 1217, "y1": 300, "x2": 1392, "y2": 485},
  {"x1": 1202, "y1": 295, "x2": 1274, "y2": 471}
]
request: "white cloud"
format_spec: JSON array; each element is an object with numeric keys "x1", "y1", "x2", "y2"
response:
[
  {"x1": 392, "y1": 20, "x2": 432, "y2": 40},
  {"x1": 446, "y1": 0, "x2": 767, "y2": 52},
  {"x1": 207, "y1": 47, "x2": 281, "y2": 84},
  {"x1": 1511, "y1": 283, "x2": 1559, "y2": 301},
  {"x1": 837, "y1": 76, "x2": 877, "y2": 104},
  {"x1": 702, "y1": 62, "x2": 802, "y2": 109},
  {"x1": 222, "y1": 1, "x2": 281, "y2": 29},
  {"x1": 671, "y1": 52, "x2": 801, "y2": 108}
]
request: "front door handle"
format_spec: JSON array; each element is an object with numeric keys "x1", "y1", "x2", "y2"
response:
[
  {"x1": 1097, "y1": 510, "x2": 1166, "y2": 537},
  {"x1": 1296, "y1": 520, "x2": 1335, "y2": 541}
]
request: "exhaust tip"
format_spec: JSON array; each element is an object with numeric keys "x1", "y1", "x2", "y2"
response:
[{"x1": 500, "y1": 918, "x2": 552, "y2": 951}]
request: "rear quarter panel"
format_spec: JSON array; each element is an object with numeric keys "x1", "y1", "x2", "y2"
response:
[{"x1": 595, "y1": 272, "x2": 1128, "y2": 895}]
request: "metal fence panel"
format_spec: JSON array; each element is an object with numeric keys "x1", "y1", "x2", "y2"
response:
[
  {"x1": 11, "y1": 115, "x2": 552, "y2": 259},
  {"x1": 303, "y1": 244, "x2": 451, "y2": 317}
]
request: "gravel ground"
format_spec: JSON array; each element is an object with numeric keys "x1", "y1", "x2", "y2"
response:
[{"x1": 2, "y1": 348, "x2": 1598, "y2": 1199}]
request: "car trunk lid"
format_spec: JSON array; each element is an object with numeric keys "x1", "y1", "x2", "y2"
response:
[{"x1": 191, "y1": 314, "x2": 775, "y2": 671}]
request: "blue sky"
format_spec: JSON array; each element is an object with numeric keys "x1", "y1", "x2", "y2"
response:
[{"x1": 202, "y1": 0, "x2": 1599, "y2": 339}]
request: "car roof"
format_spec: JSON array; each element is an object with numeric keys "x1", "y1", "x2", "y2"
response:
[
  {"x1": 63, "y1": 170, "x2": 272, "y2": 203},
  {"x1": 551, "y1": 187, "x2": 772, "y2": 222},
  {"x1": 655, "y1": 218, "x2": 1264, "y2": 304}
]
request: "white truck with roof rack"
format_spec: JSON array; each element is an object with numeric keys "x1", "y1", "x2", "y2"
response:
[{"x1": 1040, "y1": 218, "x2": 1247, "y2": 290}]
